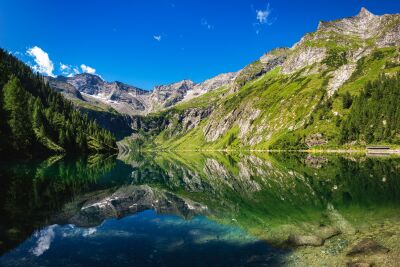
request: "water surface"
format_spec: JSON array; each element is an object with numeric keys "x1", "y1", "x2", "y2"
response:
[{"x1": 0, "y1": 152, "x2": 399, "y2": 266}]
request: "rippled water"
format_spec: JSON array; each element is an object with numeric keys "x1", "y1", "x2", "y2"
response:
[{"x1": 0, "y1": 152, "x2": 399, "y2": 266}]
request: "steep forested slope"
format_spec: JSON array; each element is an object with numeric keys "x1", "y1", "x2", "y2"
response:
[
  {"x1": 0, "y1": 49, "x2": 117, "y2": 158},
  {"x1": 341, "y1": 74, "x2": 400, "y2": 144}
]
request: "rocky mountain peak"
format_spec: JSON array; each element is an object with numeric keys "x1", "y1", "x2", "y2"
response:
[
  {"x1": 194, "y1": 72, "x2": 237, "y2": 92},
  {"x1": 73, "y1": 73, "x2": 104, "y2": 83},
  {"x1": 154, "y1": 79, "x2": 195, "y2": 92},
  {"x1": 316, "y1": 7, "x2": 383, "y2": 39},
  {"x1": 357, "y1": 7, "x2": 375, "y2": 19}
]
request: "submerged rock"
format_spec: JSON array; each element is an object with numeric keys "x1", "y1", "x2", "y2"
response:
[
  {"x1": 317, "y1": 226, "x2": 341, "y2": 240},
  {"x1": 346, "y1": 262, "x2": 372, "y2": 267},
  {"x1": 347, "y1": 238, "x2": 390, "y2": 256},
  {"x1": 287, "y1": 226, "x2": 341, "y2": 247},
  {"x1": 288, "y1": 234, "x2": 324, "y2": 246}
]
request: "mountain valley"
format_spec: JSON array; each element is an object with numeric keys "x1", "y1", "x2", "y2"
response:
[{"x1": 43, "y1": 8, "x2": 400, "y2": 151}]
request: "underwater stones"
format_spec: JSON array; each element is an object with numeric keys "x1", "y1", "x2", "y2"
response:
[
  {"x1": 346, "y1": 262, "x2": 372, "y2": 267},
  {"x1": 317, "y1": 226, "x2": 341, "y2": 240},
  {"x1": 322, "y1": 237, "x2": 349, "y2": 255},
  {"x1": 346, "y1": 238, "x2": 390, "y2": 256},
  {"x1": 288, "y1": 226, "x2": 341, "y2": 247},
  {"x1": 288, "y1": 234, "x2": 324, "y2": 246}
]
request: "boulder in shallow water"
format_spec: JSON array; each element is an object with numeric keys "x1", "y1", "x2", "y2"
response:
[
  {"x1": 346, "y1": 238, "x2": 390, "y2": 256},
  {"x1": 346, "y1": 261, "x2": 371, "y2": 267},
  {"x1": 288, "y1": 234, "x2": 324, "y2": 246},
  {"x1": 287, "y1": 226, "x2": 341, "y2": 247},
  {"x1": 317, "y1": 226, "x2": 341, "y2": 240}
]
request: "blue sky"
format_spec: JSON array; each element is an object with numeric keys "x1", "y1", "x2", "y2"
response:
[{"x1": 1, "y1": 0, "x2": 399, "y2": 89}]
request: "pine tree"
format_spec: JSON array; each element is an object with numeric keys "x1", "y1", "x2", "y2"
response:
[
  {"x1": 342, "y1": 91, "x2": 353, "y2": 109},
  {"x1": 2, "y1": 76, "x2": 34, "y2": 154}
]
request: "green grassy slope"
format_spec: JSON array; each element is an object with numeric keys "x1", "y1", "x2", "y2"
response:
[
  {"x1": 127, "y1": 11, "x2": 400, "y2": 151},
  {"x1": 139, "y1": 47, "x2": 399, "y2": 151}
]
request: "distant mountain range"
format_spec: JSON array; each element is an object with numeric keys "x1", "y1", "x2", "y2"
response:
[
  {"x1": 45, "y1": 8, "x2": 400, "y2": 149},
  {"x1": 45, "y1": 71, "x2": 238, "y2": 116}
]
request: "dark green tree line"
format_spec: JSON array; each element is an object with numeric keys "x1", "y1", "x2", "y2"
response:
[
  {"x1": 0, "y1": 49, "x2": 117, "y2": 158},
  {"x1": 341, "y1": 73, "x2": 400, "y2": 144}
]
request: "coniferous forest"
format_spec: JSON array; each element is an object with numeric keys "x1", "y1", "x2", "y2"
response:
[
  {"x1": 341, "y1": 74, "x2": 400, "y2": 144},
  {"x1": 0, "y1": 49, "x2": 117, "y2": 159}
]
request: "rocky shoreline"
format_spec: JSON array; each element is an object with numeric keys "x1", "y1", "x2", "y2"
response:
[{"x1": 283, "y1": 218, "x2": 400, "y2": 267}]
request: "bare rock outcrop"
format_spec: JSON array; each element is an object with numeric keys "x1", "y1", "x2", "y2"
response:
[
  {"x1": 203, "y1": 102, "x2": 261, "y2": 143},
  {"x1": 327, "y1": 64, "x2": 356, "y2": 97},
  {"x1": 282, "y1": 46, "x2": 326, "y2": 74}
]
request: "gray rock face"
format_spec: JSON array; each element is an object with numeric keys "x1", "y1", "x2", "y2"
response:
[
  {"x1": 282, "y1": 8, "x2": 399, "y2": 76},
  {"x1": 318, "y1": 8, "x2": 382, "y2": 39},
  {"x1": 150, "y1": 80, "x2": 195, "y2": 110},
  {"x1": 44, "y1": 76, "x2": 84, "y2": 101},
  {"x1": 129, "y1": 106, "x2": 213, "y2": 138},
  {"x1": 231, "y1": 48, "x2": 288, "y2": 91},
  {"x1": 203, "y1": 102, "x2": 261, "y2": 143},
  {"x1": 259, "y1": 48, "x2": 288, "y2": 72},
  {"x1": 49, "y1": 73, "x2": 234, "y2": 117},
  {"x1": 194, "y1": 72, "x2": 237, "y2": 92},
  {"x1": 327, "y1": 64, "x2": 356, "y2": 97},
  {"x1": 67, "y1": 74, "x2": 150, "y2": 113},
  {"x1": 282, "y1": 46, "x2": 326, "y2": 74},
  {"x1": 377, "y1": 20, "x2": 400, "y2": 47},
  {"x1": 183, "y1": 72, "x2": 237, "y2": 101},
  {"x1": 180, "y1": 107, "x2": 213, "y2": 132}
]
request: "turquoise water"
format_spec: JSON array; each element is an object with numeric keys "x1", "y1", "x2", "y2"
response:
[
  {"x1": 0, "y1": 210, "x2": 285, "y2": 266},
  {"x1": 0, "y1": 152, "x2": 399, "y2": 266}
]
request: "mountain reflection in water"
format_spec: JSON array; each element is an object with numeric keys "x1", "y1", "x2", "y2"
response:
[{"x1": 0, "y1": 152, "x2": 399, "y2": 266}]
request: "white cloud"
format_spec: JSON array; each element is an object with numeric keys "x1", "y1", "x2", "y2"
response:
[
  {"x1": 30, "y1": 225, "x2": 56, "y2": 256},
  {"x1": 11, "y1": 51, "x2": 22, "y2": 56},
  {"x1": 66, "y1": 67, "x2": 80, "y2": 77},
  {"x1": 80, "y1": 64, "x2": 96, "y2": 74},
  {"x1": 256, "y1": 9, "x2": 270, "y2": 24},
  {"x1": 253, "y1": 3, "x2": 275, "y2": 34},
  {"x1": 59, "y1": 63, "x2": 82, "y2": 77},
  {"x1": 27, "y1": 46, "x2": 55, "y2": 77},
  {"x1": 60, "y1": 63, "x2": 69, "y2": 71},
  {"x1": 153, "y1": 35, "x2": 162, "y2": 41},
  {"x1": 201, "y1": 18, "x2": 214, "y2": 30}
]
